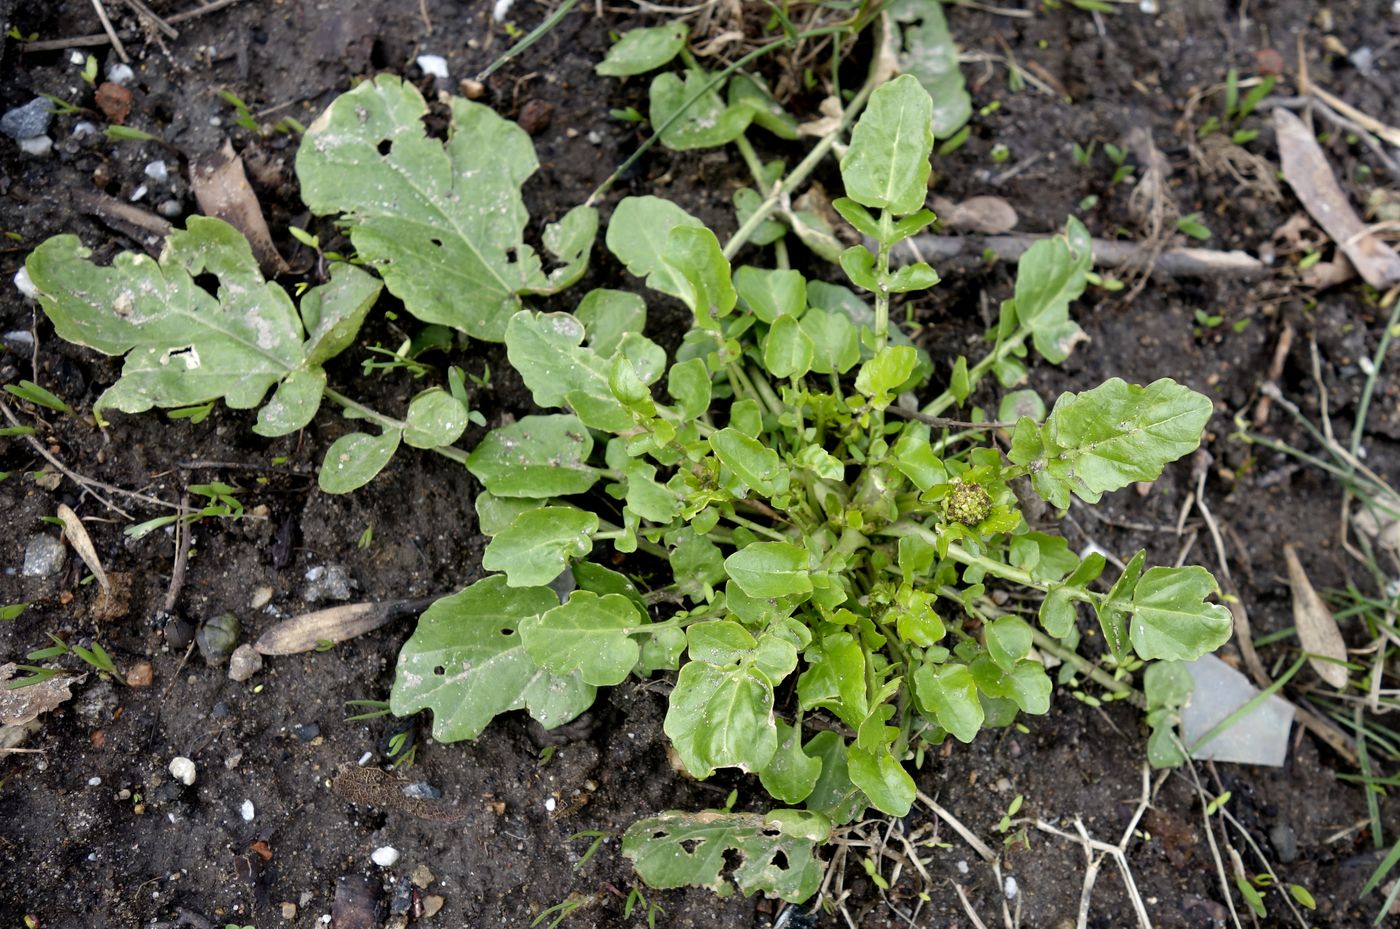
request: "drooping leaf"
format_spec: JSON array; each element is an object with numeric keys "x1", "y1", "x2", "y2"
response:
[
  {"x1": 622, "y1": 809, "x2": 829, "y2": 902},
  {"x1": 661, "y1": 226, "x2": 737, "y2": 326},
  {"x1": 799, "y1": 308, "x2": 861, "y2": 376},
  {"x1": 297, "y1": 75, "x2": 596, "y2": 340},
  {"x1": 796, "y1": 632, "x2": 869, "y2": 729},
  {"x1": 763, "y1": 315, "x2": 815, "y2": 379},
  {"x1": 735, "y1": 266, "x2": 806, "y2": 322},
  {"x1": 1095, "y1": 549, "x2": 1146, "y2": 660},
  {"x1": 481, "y1": 506, "x2": 598, "y2": 587},
  {"x1": 1008, "y1": 378, "x2": 1213, "y2": 509},
  {"x1": 390, "y1": 577, "x2": 595, "y2": 741},
  {"x1": 725, "y1": 541, "x2": 812, "y2": 599},
  {"x1": 727, "y1": 74, "x2": 798, "y2": 140},
  {"x1": 803, "y1": 731, "x2": 868, "y2": 824},
  {"x1": 665, "y1": 660, "x2": 778, "y2": 776},
  {"x1": 1128, "y1": 566, "x2": 1234, "y2": 661},
  {"x1": 912, "y1": 661, "x2": 984, "y2": 743},
  {"x1": 519, "y1": 590, "x2": 642, "y2": 686},
  {"x1": 465, "y1": 414, "x2": 597, "y2": 497},
  {"x1": 838, "y1": 74, "x2": 934, "y2": 216},
  {"x1": 574, "y1": 288, "x2": 646, "y2": 355},
  {"x1": 847, "y1": 744, "x2": 916, "y2": 816},
  {"x1": 710, "y1": 428, "x2": 782, "y2": 498},
  {"x1": 759, "y1": 720, "x2": 822, "y2": 805},
  {"x1": 596, "y1": 22, "x2": 689, "y2": 76},
  {"x1": 1009, "y1": 227, "x2": 1091, "y2": 364},
  {"x1": 504, "y1": 310, "x2": 629, "y2": 429},
  {"x1": 895, "y1": 0, "x2": 971, "y2": 138},
  {"x1": 649, "y1": 69, "x2": 752, "y2": 151},
  {"x1": 985, "y1": 615, "x2": 1033, "y2": 671},
  {"x1": 25, "y1": 217, "x2": 381, "y2": 432}
]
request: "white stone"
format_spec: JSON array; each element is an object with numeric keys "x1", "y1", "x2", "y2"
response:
[
  {"x1": 544, "y1": 797, "x2": 556, "y2": 813},
  {"x1": 144, "y1": 160, "x2": 168, "y2": 184},
  {"x1": 492, "y1": 0, "x2": 516, "y2": 20},
  {"x1": 416, "y1": 55, "x2": 449, "y2": 80},
  {"x1": 371, "y1": 846, "x2": 400, "y2": 867},
  {"x1": 241, "y1": 799, "x2": 255, "y2": 822},
  {"x1": 168, "y1": 756, "x2": 197, "y2": 786},
  {"x1": 18, "y1": 135, "x2": 52, "y2": 156},
  {"x1": 1181, "y1": 653, "x2": 1296, "y2": 766},
  {"x1": 88, "y1": 776, "x2": 102, "y2": 786},
  {"x1": 956, "y1": 860, "x2": 969, "y2": 875},
  {"x1": 13, "y1": 266, "x2": 38, "y2": 300},
  {"x1": 106, "y1": 63, "x2": 135, "y2": 85},
  {"x1": 130, "y1": 184, "x2": 148, "y2": 202},
  {"x1": 72, "y1": 121, "x2": 97, "y2": 139},
  {"x1": 1003, "y1": 876, "x2": 1018, "y2": 899}
]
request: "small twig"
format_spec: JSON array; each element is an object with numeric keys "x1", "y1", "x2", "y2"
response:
[
  {"x1": 952, "y1": 882, "x2": 992, "y2": 929},
  {"x1": 884, "y1": 407, "x2": 1015, "y2": 430},
  {"x1": 890, "y1": 234, "x2": 1270, "y2": 279},
  {"x1": 121, "y1": 0, "x2": 179, "y2": 39},
  {"x1": 24, "y1": 0, "x2": 247, "y2": 52},
  {"x1": 916, "y1": 791, "x2": 996, "y2": 861},
  {"x1": 88, "y1": 0, "x2": 130, "y2": 63},
  {"x1": 418, "y1": 0, "x2": 432, "y2": 32},
  {"x1": 161, "y1": 492, "x2": 193, "y2": 615}
]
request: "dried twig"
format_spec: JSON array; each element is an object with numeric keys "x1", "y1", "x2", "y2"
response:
[
  {"x1": 916, "y1": 791, "x2": 996, "y2": 861},
  {"x1": 88, "y1": 0, "x2": 130, "y2": 62},
  {"x1": 25, "y1": 0, "x2": 248, "y2": 52},
  {"x1": 121, "y1": 0, "x2": 178, "y2": 39},
  {"x1": 890, "y1": 234, "x2": 1270, "y2": 279}
]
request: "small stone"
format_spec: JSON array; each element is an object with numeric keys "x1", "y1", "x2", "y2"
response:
[
  {"x1": 371, "y1": 846, "x2": 400, "y2": 867},
  {"x1": 157, "y1": 199, "x2": 183, "y2": 218},
  {"x1": 409, "y1": 864, "x2": 434, "y2": 889},
  {"x1": 144, "y1": 160, "x2": 168, "y2": 184},
  {"x1": 416, "y1": 54, "x2": 449, "y2": 79},
  {"x1": 88, "y1": 776, "x2": 102, "y2": 786},
  {"x1": 517, "y1": 100, "x2": 554, "y2": 135},
  {"x1": 13, "y1": 267, "x2": 38, "y2": 300},
  {"x1": 197, "y1": 612, "x2": 241, "y2": 665},
  {"x1": 22, "y1": 534, "x2": 66, "y2": 578},
  {"x1": 17, "y1": 136, "x2": 52, "y2": 157},
  {"x1": 225, "y1": 750, "x2": 243, "y2": 769},
  {"x1": 2, "y1": 98, "x2": 53, "y2": 141},
  {"x1": 281, "y1": 902, "x2": 297, "y2": 920},
  {"x1": 241, "y1": 799, "x2": 255, "y2": 822},
  {"x1": 168, "y1": 756, "x2": 197, "y2": 786},
  {"x1": 126, "y1": 660, "x2": 154, "y2": 687},
  {"x1": 544, "y1": 797, "x2": 556, "y2": 813},
  {"x1": 94, "y1": 82, "x2": 133, "y2": 124},
  {"x1": 401, "y1": 781, "x2": 441, "y2": 800},
  {"x1": 294, "y1": 723, "x2": 321, "y2": 742},
  {"x1": 106, "y1": 63, "x2": 135, "y2": 85},
  {"x1": 586, "y1": 130, "x2": 602, "y2": 145},
  {"x1": 129, "y1": 184, "x2": 148, "y2": 202},
  {"x1": 422, "y1": 895, "x2": 444, "y2": 918},
  {"x1": 302, "y1": 564, "x2": 355, "y2": 603},
  {"x1": 227, "y1": 645, "x2": 263, "y2": 682},
  {"x1": 459, "y1": 79, "x2": 485, "y2": 99},
  {"x1": 250, "y1": 586, "x2": 274, "y2": 610},
  {"x1": 1269, "y1": 822, "x2": 1298, "y2": 863},
  {"x1": 72, "y1": 120, "x2": 97, "y2": 139}
]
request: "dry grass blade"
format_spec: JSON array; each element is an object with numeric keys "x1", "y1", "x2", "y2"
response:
[
  {"x1": 254, "y1": 597, "x2": 439, "y2": 655},
  {"x1": 55, "y1": 503, "x2": 110, "y2": 598},
  {"x1": 917, "y1": 790, "x2": 996, "y2": 861},
  {"x1": 1282, "y1": 543, "x2": 1349, "y2": 689}
]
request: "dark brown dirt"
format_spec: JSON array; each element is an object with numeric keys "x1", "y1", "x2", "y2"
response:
[{"x1": 3, "y1": 1, "x2": 1399, "y2": 928}]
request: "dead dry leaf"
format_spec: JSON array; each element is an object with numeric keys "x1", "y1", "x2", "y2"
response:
[
  {"x1": 191, "y1": 139, "x2": 289, "y2": 278},
  {"x1": 1283, "y1": 543, "x2": 1349, "y2": 689},
  {"x1": 0, "y1": 664, "x2": 85, "y2": 725},
  {"x1": 1273, "y1": 108, "x2": 1400, "y2": 289},
  {"x1": 254, "y1": 597, "x2": 439, "y2": 655},
  {"x1": 931, "y1": 195, "x2": 1018, "y2": 234},
  {"x1": 56, "y1": 504, "x2": 109, "y2": 598}
]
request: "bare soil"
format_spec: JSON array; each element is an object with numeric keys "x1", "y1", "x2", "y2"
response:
[{"x1": 2, "y1": 1, "x2": 1399, "y2": 928}]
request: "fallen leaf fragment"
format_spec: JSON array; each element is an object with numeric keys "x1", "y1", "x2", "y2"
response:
[
  {"x1": 0, "y1": 664, "x2": 86, "y2": 725},
  {"x1": 1283, "y1": 543, "x2": 1349, "y2": 689},
  {"x1": 254, "y1": 597, "x2": 439, "y2": 655},
  {"x1": 931, "y1": 195, "x2": 1018, "y2": 234},
  {"x1": 191, "y1": 139, "x2": 289, "y2": 278},
  {"x1": 94, "y1": 82, "x2": 132, "y2": 124},
  {"x1": 1273, "y1": 108, "x2": 1400, "y2": 289},
  {"x1": 56, "y1": 504, "x2": 110, "y2": 598}
]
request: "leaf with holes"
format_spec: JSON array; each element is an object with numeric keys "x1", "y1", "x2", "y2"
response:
[
  {"x1": 465, "y1": 414, "x2": 598, "y2": 498},
  {"x1": 622, "y1": 809, "x2": 830, "y2": 901},
  {"x1": 390, "y1": 576, "x2": 595, "y2": 741},
  {"x1": 25, "y1": 217, "x2": 381, "y2": 432},
  {"x1": 665, "y1": 660, "x2": 778, "y2": 777},
  {"x1": 519, "y1": 590, "x2": 643, "y2": 686},
  {"x1": 297, "y1": 74, "x2": 596, "y2": 341}
]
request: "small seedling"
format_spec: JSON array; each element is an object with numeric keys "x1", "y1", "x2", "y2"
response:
[
  {"x1": 4, "y1": 380, "x2": 71, "y2": 414},
  {"x1": 80, "y1": 54, "x2": 98, "y2": 86}
]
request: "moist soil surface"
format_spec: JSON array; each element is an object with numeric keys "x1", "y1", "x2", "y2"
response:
[{"x1": 3, "y1": 1, "x2": 1400, "y2": 927}]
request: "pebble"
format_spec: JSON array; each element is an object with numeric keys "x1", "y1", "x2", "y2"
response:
[
  {"x1": 294, "y1": 723, "x2": 321, "y2": 742},
  {"x1": 544, "y1": 797, "x2": 556, "y2": 813},
  {"x1": 71, "y1": 121, "x2": 97, "y2": 139},
  {"x1": 370, "y1": 846, "x2": 400, "y2": 867},
  {"x1": 197, "y1": 612, "x2": 242, "y2": 665},
  {"x1": 106, "y1": 63, "x2": 135, "y2": 85},
  {"x1": 586, "y1": 130, "x2": 602, "y2": 145},
  {"x1": 1, "y1": 98, "x2": 53, "y2": 140},
  {"x1": 227, "y1": 644, "x2": 263, "y2": 682},
  {"x1": 401, "y1": 781, "x2": 441, "y2": 800},
  {"x1": 416, "y1": 54, "x2": 449, "y2": 79},
  {"x1": 280, "y1": 902, "x2": 297, "y2": 920},
  {"x1": 21, "y1": 534, "x2": 67, "y2": 578},
  {"x1": 168, "y1": 756, "x2": 197, "y2": 786},
  {"x1": 144, "y1": 160, "x2": 168, "y2": 184},
  {"x1": 1003, "y1": 876, "x2": 1019, "y2": 899},
  {"x1": 1269, "y1": 822, "x2": 1298, "y2": 863},
  {"x1": 422, "y1": 896, "x2": 444, "y2": 918},
  {"x1": 126, "y1": 661, "x2": 154, "y2": 687},
  {"x1": 302, "y1": 564, "x2": 355, "y2": 603},
  {"x1": 409, "y1": 864, "x2": 434, "y2": 889},
  {"x1": 13, "y1": 267, "x2": 38, "y2": 300},
  {"x1": 2, "y1": 329, "x2": 34, "y2": 351},
  {"x1": 88, "y1": 777, "x2": 102, "y2": 787},
  {"x1": 250, "y1": 586, "x2": 274, "y2": 610},
  {"x1": 129, "y1": 184, "x2": 148, "y2": 202},
  {"x1": 157, "y1": 200, "x2": 183, "y2": 218},
  {"x1": 241, "y1": 799, "x2": 255, "y2": 822}
]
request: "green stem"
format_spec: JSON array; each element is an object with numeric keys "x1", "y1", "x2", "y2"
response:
[
  {"x1": 734, "y1": 133, "x2": 769, "y2": 191},
  {"x1": 874, "y1": 209, "x2": 893, "y2": 351},
  {"x1": 324, "y1": 387, "x2": 470, "y2": 465},
  {"x1": 721, "y1": 33, "x2": 885, "y2": 259},
  {"x1": 1030, "y1": 628, "x2": 1136, "y2": 700},
  {"x1": 919, "y1": 328, "x2": 1030, "y2": 418}
]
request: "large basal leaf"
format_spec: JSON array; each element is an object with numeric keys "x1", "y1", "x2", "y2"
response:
[
  {"x1": 839, "y1": 74, "x2": 934, "y2": 216},
  {"x1": 622, "y1": 809, "x2": 830, "y2": 902},
  {"x1": 504, "y1": 310, "x2": 630, "y2": 430},
  {"x1": 519, "y1": 590, "x2": 642, "y2": 686},
  {"x1": 1009, "y1": 378, "x2": 1213, "y2": 509},
  {"x1": 465, "y1": 414, "x2": 598, "y2": 497},
  {"x1": 25, "y1": 216, "x2": 381, "y2": 434},
  {"x1": 297, "y1": 74, "x2": 596, "y2": 341},
  {"x1": 481, "y1": 506, "x2": 598, "y2": 587},
  {"x1": 605, "y1": 196, "x2": 705, "y2": 301},
  {"x1": 389, "y1": 577, "x2": 595, "y2": 741},
  {"x1": 596, "y1": 22, "x2": 688, "y2": 77}
]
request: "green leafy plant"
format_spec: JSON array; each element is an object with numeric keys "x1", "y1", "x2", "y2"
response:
[{"x1": 24, "y1": 51, "x2": 1230, "y2": 909}]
